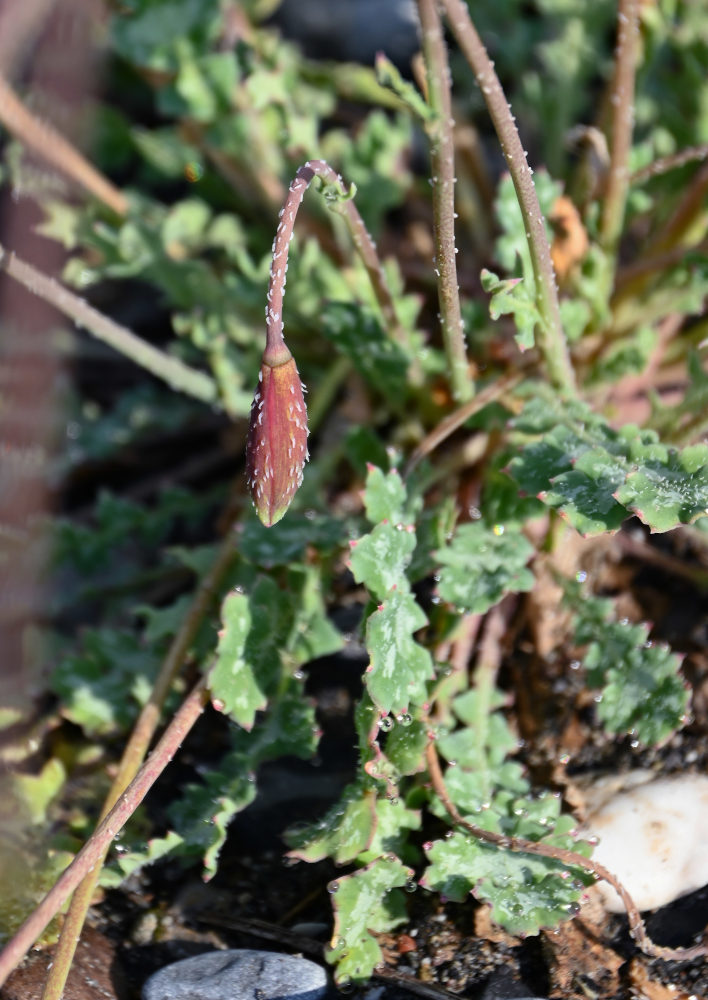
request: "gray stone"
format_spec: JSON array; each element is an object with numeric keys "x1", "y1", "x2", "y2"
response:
[{"x1": 142, "y1": 949, "x2": 329, "y2": 1000}]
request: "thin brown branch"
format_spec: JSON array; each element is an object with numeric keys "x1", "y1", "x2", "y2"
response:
[
  {"x1": 630, "y1": 144, "x2": 708, "y2": 185},
  {"x1": 0, "y1": 74, "x2": 127, "y2": 215},
  {"x1": 600, "y1": 0, "x2": 640, "y2": 253},
  {"x1": 0, "y1": 680, "x2": 210, "y2": 989},
  {"x1": 439, "y1": 0, "x2": 575, "y2": 394},
  {"x1": 404, "y1": 372, "x2": 521, "y2": 476},
  {"x1": 417, "y1": 0, "x2": 472, "y2": 402}
]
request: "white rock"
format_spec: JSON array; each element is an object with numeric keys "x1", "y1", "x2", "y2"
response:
[{"x1": 584, "y1": 771, "x2": 708, "y2": 913}]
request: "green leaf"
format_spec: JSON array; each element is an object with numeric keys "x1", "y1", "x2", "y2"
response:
[
  {"x1": 239, "y1": 513, "x2": 343, "y2": 567},
  {"x1": 572, "y1": 592, "x2": 689, "y2": 745},
  {"x1": 385, "y1": 720, "x2": 430, "y2": 775},
  {"x1": 321, "y1": 303, "x2": 411, "y2": 398},
  {"x1": 481, "y1": 269, "x2": 541, "y2": 352},
  {"x1": 289, "y1": 566, "x2": 343, "y2": 665},
  {"x1": 52, "y1": 629, "x2": 159, "y2": 737},
  {"x1": 209, "y1": 578, "x2": 293, "y2": 730},
  {"x1": 362, "y1": 466, "x2": 406, "y2": 524},
  {"x1": 349, "y1": 522, "x2": 416, "y2": 601},
  {"x1": 508, "y1": 394, "x2": 708, "y2": 534},
  {"x1": 285, "y1": 781, "x2": 378, "y2": 864},
  {"x1": 366, "y1": 589, "x2": 435, "y2": 714},
  {"x1": 358, "y1": 798, "x2": 421, "y2": 864},
  {"x1": 422, "y1": 821, "x2": 591, "y2": 936},
  {"x1": 616, "y1": 444, "x2": 708, "y2": 532},
  {"x1": 327, "y1": 857, "x2": 412, "y2": 984},
  {"x1": 435, "y1": 522, "x2": 535, "y2": 614}
]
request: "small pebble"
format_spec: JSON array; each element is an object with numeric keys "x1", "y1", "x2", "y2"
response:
[
  {"x1": 142, "y1": 949, "x2": 328, "y2": 1000},
  {"x1": 584, "y1": 772, "x2": 708, "y2": 913}
]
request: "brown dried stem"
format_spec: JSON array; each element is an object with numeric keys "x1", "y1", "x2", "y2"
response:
[
  {"x1": 600, "y1": 0, "x2": 640, "y2": 254},
  {"x1": 0, "y1": 680, "x2": 210, "y2": 989},
  {"x1": 439, "y1": 0, "x2": 576, "y2": 395},
  {"x1": 40, "y1": 536, "x2": 237, "y2": 1000},
  {"x1": 0, "y1": 74, "x2": 127, "y2": 215},
  {"x1": 630, "y1": 143, "x2": 708, "y2": 185},
  {"x1": 417, "y1": 0, "x2": 472, "y2": 402}
]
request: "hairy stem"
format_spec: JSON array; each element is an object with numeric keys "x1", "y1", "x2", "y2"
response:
[
  {"x1": 417, "y1": 0, "x2": 473, "y2": 402},
  {"x1": 0, "y1": 74, "x2": 127, "y2": 215},
  {"x1": 0, "y1": 681, "x2": 210, "y2": 989},
  {"x1": 265, "y1": 159, "x2": 407, "y2": 360},
  {"x1": 0, "y1": 243, "x2": 219, "y2": 405},
  {"x1": 600, "y1": 0, "x2": 640, "y2": 254},
  {"x1": 40, "y1": 538, "x2": 237, "y2": 1000},
  {"x1": 439, "y1": 0, "x2": 576, "y2": 395}
]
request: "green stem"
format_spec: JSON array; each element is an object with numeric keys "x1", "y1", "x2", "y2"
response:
[
  {"x1": 417, "y1": 0, "x2": 473, "y2": 403},
  {"x1": 0, "y1": 680, "x2": 210, "y2": 990},
  {"x1": 40, "y1": 537, "x2": 238, "y2": 1000},
  {"x1": 600, "y1": 0, "x2": 640, "y2": 255},
  {"x1": 0, "y1": 243, "x2": 219, "y2": 405},
  {"x1": 439, "y1": 0, "x2": 576, "y2": 395}
]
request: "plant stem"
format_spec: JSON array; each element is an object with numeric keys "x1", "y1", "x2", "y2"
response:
[
  {"x1": 0, "y1": 680, "x2": 210, "y2": 990},
  {"x1": 266, "y1": 159, "x2": 408, "y2": 355},
  {"x1": 40, "y1": 536, "x2": 237, "y2": 1000},
  {"x1": 643, "y1": 159, "x2": 708, "y2": 258},
  {"x1": 0, "y1": 243, "x2": 219, "y2": 405},
  {"x1": 0, "y1": 74, "x2": 127, "y2": 215},
  {"x1": 439, "y1": 0, "x2": 576, "y2": 395},
  {"x1": 600, "y1": 0, "x2": 640, "y2": 254},
  {"x1": 417, "y1": 0, "x2": 473, "y2": 403},
  {"x1": 404, "y1": 372, "x2": 521, "y2": 475},
  {"x1": 630, "y1": 143, "x2": 708, "y2": 185}
]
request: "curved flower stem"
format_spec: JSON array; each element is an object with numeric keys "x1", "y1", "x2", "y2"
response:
[
  {"x1": 600, "y1": 0, "x2": 640, "y2": 255},
  {"x1": 0, "y1": 680, "x2": 210, "y2": 990},
  {"x1": 0, "y1": 74, "x2": 127, "y2": 215},
  {"x1": 439, "y1": 0, "x2": 576, "y2": 395},
  {"x1": 630, "y1": 143, "x2": 708, "y2": 185},
  {"x1": 39, "y1": 537, "x2": 238, "y2": 1000},
  {"x1": 266, "y1": 159, "x2": 407, "y2": 358},
  {"x1": 417, "y1": 0, "x2": 473, "y2": 403},
  {"x1": 0, "y1": 242, "x2": 219, "y2": 405}
]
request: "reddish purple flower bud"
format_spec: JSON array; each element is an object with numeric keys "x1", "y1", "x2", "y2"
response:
[{"x1": 245, "y1": 344, "x2": 309, "y2": 527}]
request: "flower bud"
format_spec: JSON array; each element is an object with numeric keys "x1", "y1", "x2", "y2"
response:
[{"x1": 245, "y1": 347, "x2": 309, "y2": 527}]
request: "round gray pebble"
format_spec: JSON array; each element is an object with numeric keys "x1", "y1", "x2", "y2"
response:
[{"x1": 142, "y1": 949, "x2": 328, "y2": 1000}]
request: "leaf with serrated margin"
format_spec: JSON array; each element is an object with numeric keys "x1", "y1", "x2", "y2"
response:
[
  {"x1": 436, "y1": 522, "x2": 535, "y2": 614},
  {"x1": 422, "y1": 818, "x2": 592, "y2": 936},
  {"x1": 616, "y1": 443, "x2": 708, "y2": 532},
  {"x1": 481, "y1": 269, "x2": 540, "y2": 352},
  {"x1": 362, "y1": 465, "x2": 406, "y2": 524},
  {"x1": 366, "y1": 589, "x2": 434, "y2": 713},
  {"x1": 285, "y1": 781, "x2": 378, "y2": 864},
  {"x1": 573, "y1": 596, "x2": 688, "y2": 745},
  {"x1": 209, "y1": 577, "x2": 293, "y2": 730},
  {"x1": 349, "y1": 522, "x2": 416, "y2": 600},
  {"x1": 509, "y1": 395, "x2": 708, "y2": 534},
  {"x1": 327, "y1": 856, "x2": 412, "y2": 984}
]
